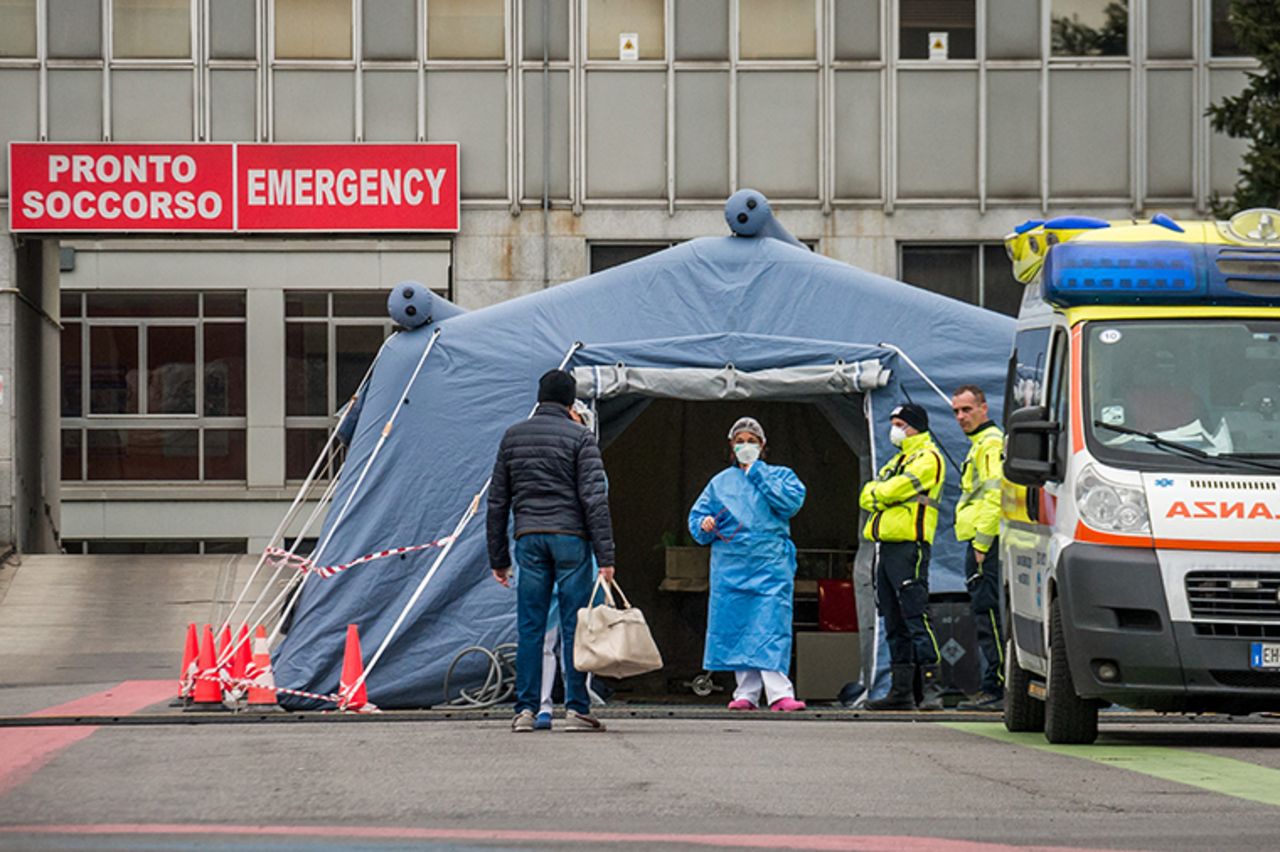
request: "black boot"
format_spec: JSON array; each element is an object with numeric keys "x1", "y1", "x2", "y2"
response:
[
  {"x1": 918, "y1": 664, "x2": 945, "y2": 711},
  {"x1": 866, "y1": 664, "x2": 916, "y2": 710}
]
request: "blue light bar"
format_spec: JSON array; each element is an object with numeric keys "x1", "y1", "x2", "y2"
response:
[{"x1": 1043, "y1": 242, "x2": 1280, "y2": 307}]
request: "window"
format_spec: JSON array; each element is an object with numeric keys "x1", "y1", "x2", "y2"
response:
[
  {"x1": 587, "y1": 0, "x2": 663, "y2": 60},
  {"x1": 60, "y1": 292, "x2": 247, "y2": 482},
  {"x1": 275, "y1": 0, "x2": 351, "y2": 60},
  {"x1": 47, "y1": 0, "x2": 103, "y2": 58},
  {"x1": 899, "y1": 243, "x2": 1023, "y2": 317},
  {"x1": 1211, "y1": 0, "x2": 1246, "y2": 57},
  {"x1": 589, "y1": 241, "x2": 677, "y2": 273},
  {"x1": 284, "y1": 292, "x2": 395, "y2": 480},
  {"x1": 899, "y1": 0, "x2": 975, "y2": 61},
  {"x1": 428, "y1": 0, "x2": 505, "y2": 60},
  {"x1": 740, "y1": 0, "x2": 815, "y2": 60},
  {"x1": 113, "y1": 0, "x2": 191, "y2": 59},
  {"x1": 1007, "y1": 326, "x2": 1051, "y2": 414},
  {"x1": 1050, "y1": 0, "x2": 1127, "y2": 57},
  {"x1": 0, "y1": 0, "x2": 36, "y2": 57},
  {"x1": 63, "y1": 538, "x2": 248, "y2": 554}
]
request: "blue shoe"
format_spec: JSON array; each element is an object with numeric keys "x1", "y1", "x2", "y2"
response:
[{"x1": 533, "y1": 711, "x2": 553, "y2": 730}]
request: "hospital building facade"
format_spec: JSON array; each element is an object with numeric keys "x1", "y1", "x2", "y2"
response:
[{"x1": 0, "y1": 0, "x2": 1258, "y2": 556}]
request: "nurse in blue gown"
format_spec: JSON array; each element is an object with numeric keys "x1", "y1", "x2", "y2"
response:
[{"x1": 688, "y1": 416, "x2": 808, "y2": 712}]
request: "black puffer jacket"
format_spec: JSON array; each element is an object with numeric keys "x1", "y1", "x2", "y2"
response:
[{"x1": 486, "y1": 403, "x2": 615, "y2": 571}]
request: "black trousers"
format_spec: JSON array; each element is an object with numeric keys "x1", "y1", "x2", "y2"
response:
[
  {"x1": 965, "y1": 540, "x2": 1005, "y2": 694},
  {"x1": 875, "y1": 541, "x2": 940, "y2": 667}
]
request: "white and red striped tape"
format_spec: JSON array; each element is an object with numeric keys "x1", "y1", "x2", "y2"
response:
[{"x1": 263, "y1": 536, "x2": 456, "y2": 579}]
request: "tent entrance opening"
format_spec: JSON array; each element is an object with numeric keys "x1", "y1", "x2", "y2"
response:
[{"x1": 599, "y1": 398, "x2": 861, "y2": 700}]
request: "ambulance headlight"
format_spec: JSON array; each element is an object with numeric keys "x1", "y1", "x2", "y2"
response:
[{"x1": 1075, "y1": 466, "x2": 1150, "y2": 534}]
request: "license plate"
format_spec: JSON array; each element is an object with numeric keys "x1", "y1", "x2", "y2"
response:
[{"x1": 1250, "y1": 643, "x2": 1280, "y2": 670}]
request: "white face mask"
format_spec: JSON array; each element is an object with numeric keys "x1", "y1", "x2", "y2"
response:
[
  {"x1": 733, "y1": 442, "x2": 761, "y2": 465},
  {"x1": 889, "y1": 425, "x2": 908, "y2": 447}
]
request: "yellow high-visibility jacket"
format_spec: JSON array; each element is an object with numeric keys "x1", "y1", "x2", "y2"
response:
[
  {"x1": 860, "y1": 431, "x2": 945, "y2": 544},
  {"x1": 955, "y1": 422, "x2": 1004, "y2": 553}
]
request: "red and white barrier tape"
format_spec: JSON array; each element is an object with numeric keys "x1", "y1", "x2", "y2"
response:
[
  {"x1": 194, "y1": 670, "x2": 351, "y2": 707},
  {"x1": 263, "y1": 536, "x2": 456, "y2": 579}
]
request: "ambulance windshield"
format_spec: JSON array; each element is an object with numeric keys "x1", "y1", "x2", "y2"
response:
[{"x1": 1085, "y1": 319, "x2": 1280, "y2": 465}]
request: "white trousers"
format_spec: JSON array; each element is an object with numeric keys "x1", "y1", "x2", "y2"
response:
[
  {"x1": 540, "y1": 624, "x2": 598, "y2": 715},
  {"x1": 733, "y1": 669, "x2": 796, "y2": 705}
]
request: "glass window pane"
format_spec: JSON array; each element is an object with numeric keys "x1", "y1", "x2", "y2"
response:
[
  {"x1": 833, "y1": 0, "x2": 879, "y2": 61},
  {"x1": 48, "y1": 0, "x2": 102, "y2": 58},
  {"x1": 275, "y1": 0, "x2": 351, "y2": 60},
  {"x1": 587, "y1": 0, "x2": 663, "y2": 60},
  {"x1": 273, "y1": 70, "x2": 355, "y2": 141},
  {"x1": 425, "y1": 71, "x2": 507, "y2": 197},
  {"x1": 900, "y1": 0, "x2": 974, "y2": 60},
  {"x1": 522, "y1": 0, "x2": 568, "y2": 61},
  {"x1": 210, "y1": 0, "x2": 256, "y2": 59},
  {"x1": 87, "y1": 539, "x2": 200, "y2": 554},
  {"x1": 61, "y1": 322, "x2": 82, "y2": 417},
  {"x1": 0, "y1": 0, "x2": 37, "y2": 57},
  {"x1": 113, "y1": 0, "x2": 191, "y2": 59},
  {"x1": 363, "y1": 0, "x2": 416, "y2": 60},
  {"x1": 523, "y1": 70, "x2": 571, "y2": 198},
  {"x1": 737, "y1": 71, "x2": 819, "y2": 197},
  {"x1": 363, "y1": 71, "x2": 418, "y2": 142},
  {"x1": 286, "y1": 428, "x2": 336, "y2": 480},
  {"x1": 286, "y1": 323, "x2": 329, "y2": 415},
  {"x1": 111, "y1": 70, "x2": 194, "y2": 143},
  {"x1": 48, "y1": 69, "x2": 103, "y2": 140},
  {"x1": 203, "y1": 292, "x2": 245, "y2": 317},
  {"x1": 674, "y1": 0, "x2": 727, "y2": 60},
  {"x1": 332, "y1": 292, "x2": 387, "y2": 316},
  {"x1": 204, "y1": 323, "x2": 246, "y2": 417},
  {"x1": 335, "y1": 325, "x2": 386, "y2": 402},
  {"x1": 89, "y1": 326, "x2": 139, "y2": 414},
  {"x1": 986, "y1": 0, "x2": 1039, "y2": 60},
  {"x1": 1049, "y1": 69, "x2": 1129, "y2": 196},
  {"x1": 61, "y1": 429, "x2": 82, "y2": 481},
  {"x1": 285, "y1": 291, "x2": 327, "y2": 317},
  {"x1": 210, "y1": 69, "x2": 256, "y2": 141},
  {"x1": 675, "y1": 71, "x2": 729, "y2": 198},
  {"x1": 428, "y1": 0, "x2": 504, "y2": 60},
  {"x1": 61, "y1": 291, "x2": 81, "y2": 318},
  {"x1": 204, "y1": 429, "x2": 247, "y2": 480},
  {"x1": 982, "y1": 245, "x2": 1022, "y2": 317},
  {"x1": 900, "y1": 245, "x2": 978, "y2": 304},
  {"x1": 86, "y1": 429, "x2": 198, "y2": 480},
  {"x1": 589, "y1": 243, "x2": 669, "y2": 273},
  {"x1": 1146, "y1": 0, "x2": 1190, "y2": 59},
  {"x1": 146, "y1": 326, "x2": 195, "y2": 414},
  {"x1": 585, "y1": 71, "x2": 666, "y2": 197},
  {"x1": 1051, "y1": 0, "x2": 1127, "y2": 57},
  {"x1": 204, "y1": 539, "x2": 248, "y2": 554},
  {"x1": 87, "y1": 292, "x2": 198, "y2": 317},
  {"x1": 740, "y1": 0, "x2": 815, "y2": 60},
  {"x1": 1211, "y1": 0, "x2": 1245, "y2": 57}
]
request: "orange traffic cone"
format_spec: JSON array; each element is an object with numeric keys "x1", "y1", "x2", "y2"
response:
[
  {"x1": 186, "y1": 624, "x2": 226, "y2": 711},
  {"x1": 246, "y1": 625, "x2": 282, "y2": 710},
  {"x1": 338, "y1": 624, "x2": 377, "y2": 713},
  {"x1": 171, "y1": 622, "x2": 199, "y2": 706}
]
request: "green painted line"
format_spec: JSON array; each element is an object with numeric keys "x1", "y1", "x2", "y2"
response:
[{"x1": 944, "y1": 722, "x2": 1280, "y2": 808}]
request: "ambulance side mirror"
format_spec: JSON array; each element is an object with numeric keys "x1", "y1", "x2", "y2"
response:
[{"x1": 1004, "y1": 405, "x2": 1060, "y2": 486}]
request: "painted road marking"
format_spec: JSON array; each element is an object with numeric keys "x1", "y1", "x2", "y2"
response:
[
  {"x1": 945, "y1": 722, "x2": 1280, "y2": 808},
  {"x1": 0, "y1": 824, "x2": 1140, "y2": 852},
  {"x1": 0, "y1": 680, "x2": 172, "y2": 798}
]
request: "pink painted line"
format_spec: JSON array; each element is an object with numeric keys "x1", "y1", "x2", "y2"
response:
[
  {"x1": 0, "y1": 681, "x2": 175, "y2": 798},
  {"x1": 0, "y1": 824, "x2": 1145, "y2": 852},
  {"x1": 27, "y1": 680, "x2": 175, "y2": 718}
]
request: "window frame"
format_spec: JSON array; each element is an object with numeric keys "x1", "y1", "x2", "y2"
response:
[{"x1": 60, "y1": 290, "x2": 248, "y2": 483}]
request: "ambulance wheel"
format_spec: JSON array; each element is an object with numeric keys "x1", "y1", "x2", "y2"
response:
[
  {"x1": 1044, "y1": 598, "x2": 1098, "y2": 744},
  {"x1": 1003, "y1": 628, "x2": 1044, "y2": 733}
]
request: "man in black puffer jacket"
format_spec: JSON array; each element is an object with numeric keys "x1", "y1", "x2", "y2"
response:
[{"x1": 487, "y1": 369, "x2": 616, "y2": 733}]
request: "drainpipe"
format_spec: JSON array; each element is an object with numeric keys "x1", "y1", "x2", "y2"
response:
[{"x1": 542, "y1": 0, "x2": 551, "y2": 288}]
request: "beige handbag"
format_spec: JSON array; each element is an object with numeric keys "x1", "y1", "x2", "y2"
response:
[{"x1": 573, "y1": 576, "x2": 664, "y2": 678}]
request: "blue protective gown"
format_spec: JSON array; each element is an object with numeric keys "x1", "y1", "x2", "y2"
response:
[{"x1": 688, "y1": 461, "x2": 807, "y2": 672}]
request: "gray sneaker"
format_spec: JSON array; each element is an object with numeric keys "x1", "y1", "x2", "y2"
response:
[
  {"x1": 564, "y1": 710, "x2": 606, "y2": 732},
  {"x1": 511, "y1": 710, "x2": 535, "y2": 732},
  {"x1": 957, "y1": 691, "x2": 1004, "y2": 712}
]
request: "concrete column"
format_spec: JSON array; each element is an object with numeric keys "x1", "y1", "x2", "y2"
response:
[
  {"x1": 246, "y1": 289, "x2": 286, "y2": 489},
  {"x1": 0, "y1": 234, "x2": 15, "y2": 554}
]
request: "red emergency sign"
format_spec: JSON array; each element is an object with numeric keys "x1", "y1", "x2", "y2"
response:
[{"x1": 8, "y1": 142, "x2": 460, "y2": 233}]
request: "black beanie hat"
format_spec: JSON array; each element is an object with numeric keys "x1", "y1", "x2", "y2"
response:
[
  {"x1": 538, "y1": 369, "x2": 577, "y2": 407},
  {"x1": 890, "y1": 402, "x2": 929, "y2": 433}
]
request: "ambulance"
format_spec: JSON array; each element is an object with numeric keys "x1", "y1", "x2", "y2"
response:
[{"x1": 999, "y1": 208, "x2": 1280, "y2": 743}]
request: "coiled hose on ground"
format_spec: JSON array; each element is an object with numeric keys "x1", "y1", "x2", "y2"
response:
[{"x1": 439, "y1": 642, "x2": 518, "y2": 708}]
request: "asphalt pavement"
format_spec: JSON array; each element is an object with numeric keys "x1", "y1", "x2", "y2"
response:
[{"x1": 2, "y1": 685, "x2": 1280, "y2": 852}]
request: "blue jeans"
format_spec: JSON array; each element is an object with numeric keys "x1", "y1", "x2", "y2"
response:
[{"x1": 514, "y1": 533, "x2": 594, "y2": 715}]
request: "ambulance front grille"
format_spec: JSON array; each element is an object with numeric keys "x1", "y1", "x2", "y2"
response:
[
  {"x1": 1193, "y1": 622, "x2": 1280, "y2": 639},
  {"x1": 1186, "y1": 479, "x2": 1276, "y2": 490},
  {"x1": 1186, "y1": 571, "x2": 1280, "y2": 621},
  {"x1": 1210, "y1": 670, "x2": 1280, "y2": 690}
]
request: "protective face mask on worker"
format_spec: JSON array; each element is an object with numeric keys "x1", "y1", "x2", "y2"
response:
[
  {"x1": 889, "y1": 425, "x2": 907, "y2": 447},
  {"x1": 733, "y1": 442, "x2": 761, "y2": 465}
]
